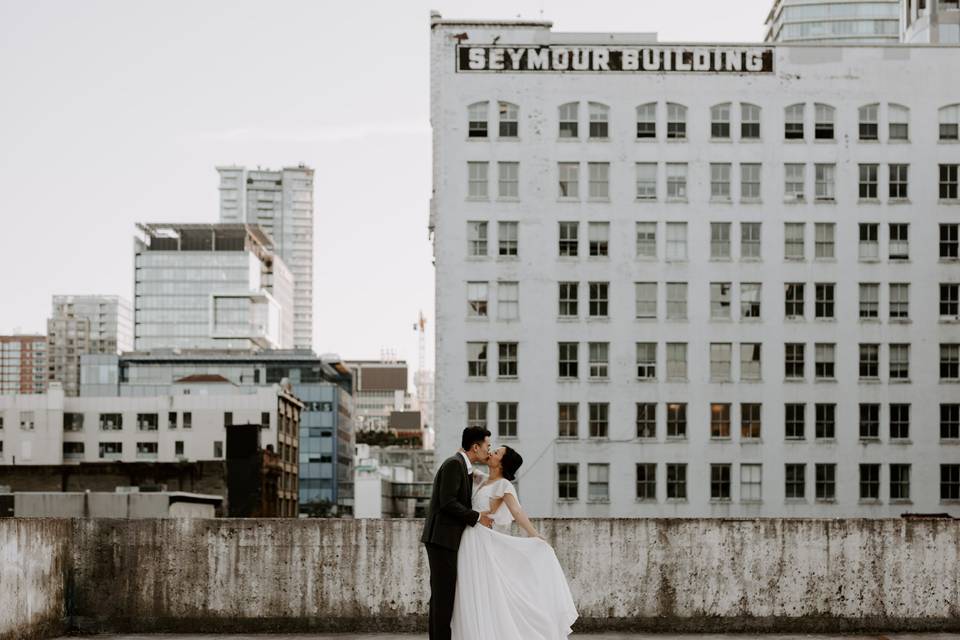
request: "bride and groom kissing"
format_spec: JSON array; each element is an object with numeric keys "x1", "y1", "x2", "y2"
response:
[{"x1": 420, "y1": 426, "x2": 579, "y2": 639}]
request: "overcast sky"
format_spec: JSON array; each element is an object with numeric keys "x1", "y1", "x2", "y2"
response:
[{"x1": 0, "y1": 0, "x2": 772, "y2": 368}]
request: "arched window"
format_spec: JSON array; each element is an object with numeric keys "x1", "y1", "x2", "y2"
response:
[
  {"x1": 666, "y1": 103, "x2": 687, "y2": 140},
  {"x1": 498, "y1": 101, "x2": 518, "y2": 138},
  {"x1": 588, "y1": 102, "x2": 609, "y2": 138},
  {"x1": 559, "y1": 102, "x2": 579, "y2": 138},
  {"x1": 468, "y1": 101, "x2": 488, "y2": 138},
  {"x1": 710, "y1": 103, "x2": 731, "y2": 139},
  {"x1": 814, "y1": 103, "x2": 835, "y2": 140},
  {"x1": 888, "y1": 104, "x2": 909, "y2": 141},
  {"x1": 858, "y1": 104, "x2": 879, "y2": 141},
  {"x1": 636, "y1": 103, "x2": 656, "y2": 139},
  {"x1": 741, "y1": 103, "x2": 761, "y2": 139},
  {"x1": 785, "y1": 104, "x2": 805, "y2": 139},
  {"x1": 939, "y1": 104, "x2": 959, "y2": 141}
]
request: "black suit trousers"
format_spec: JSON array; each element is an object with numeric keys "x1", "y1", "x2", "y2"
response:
[{"x1": 425, "y1": 542, "x2": 458, "y2": 640}]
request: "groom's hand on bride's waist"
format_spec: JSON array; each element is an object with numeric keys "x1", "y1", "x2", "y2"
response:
[{"x1": 478, "y1": 512, "x2": 494, "y2": 528}]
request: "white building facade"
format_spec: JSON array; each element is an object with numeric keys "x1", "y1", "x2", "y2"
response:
[{"x1": 430, "y1": 15, "x2": 960, "y2": 517}]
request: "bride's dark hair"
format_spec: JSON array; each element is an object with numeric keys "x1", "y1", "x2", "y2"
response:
[{"x1": 501, "y1": 446, "x2": 523, "y2": 482}]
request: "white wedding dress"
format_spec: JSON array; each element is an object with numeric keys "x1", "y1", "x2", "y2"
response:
[{"x1": 451, "y1": 477, "x2": 579, "y2": 639}]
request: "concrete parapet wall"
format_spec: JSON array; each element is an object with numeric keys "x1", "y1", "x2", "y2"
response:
[
  {"x1": 2, "y1": 517, "x2": 960, "y2": 635},
  {"x1": 0, "y1": 519, "x2": 70, "y2": 640}
]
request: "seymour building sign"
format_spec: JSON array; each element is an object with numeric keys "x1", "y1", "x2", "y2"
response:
[{"x1": 457, "y1": 45, "x2": 775, "y2": 74}]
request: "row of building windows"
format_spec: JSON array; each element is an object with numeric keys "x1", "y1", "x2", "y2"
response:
[
  {"x1": 464, "y1": 160, "x2": 960, "y2": 203},
  {"x1": 51, "y1": 440, "x2": 205, "y2": 459},
  {"x1": 467, "y1": 221, "x2": 960, "y2": 263},
  {"x1": 551, "y1": 462, "x2": 960, "y2": 504},
  {"x1": 466, "y1": 280, "x2": 960, "y2": 324},
  {"x1": 463, "y1": 341, "x2": 960, "y2": 383},
  {"x1": 0, "y1": 411, "x2": 273, "y2": 432},
  {"x1": 467, "y1": 100, "x2": 960, "y2": 143}
]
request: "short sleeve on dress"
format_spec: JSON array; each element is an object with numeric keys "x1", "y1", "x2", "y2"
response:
[{"x1": 492, "y1": 478, "x2": 517, "y2": 499}]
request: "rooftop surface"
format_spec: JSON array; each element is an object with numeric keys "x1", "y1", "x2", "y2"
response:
[{"x1": 52, "y1": 635, "x2": 960, "y2": 640}]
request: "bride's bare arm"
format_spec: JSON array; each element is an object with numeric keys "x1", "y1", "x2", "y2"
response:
[{"x1": 502, "y1": 493, "x2": 541, "y2": 539}]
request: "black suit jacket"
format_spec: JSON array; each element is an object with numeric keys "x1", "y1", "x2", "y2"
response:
[{"x1": 420, "y1": 454, "x2": 480, "y2": 551}]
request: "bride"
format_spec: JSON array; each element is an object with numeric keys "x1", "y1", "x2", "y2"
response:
[{"x1": 451, "y1": 445, "x2": 579, "y2": 639}]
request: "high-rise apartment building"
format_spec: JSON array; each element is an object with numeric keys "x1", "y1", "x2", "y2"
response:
[
  {"x1": 47, "y1": 295, "x2": 132, "y2": 397},
  {"x1": 133, "y1": 223, "x2": 294, "y2": 351},
  {"x1": 430, "y1": 14, "x2": 960, "y2": 518},
  {"x1": 765, "y1": 0, "x2": 901, "y2": 43},
  {"x1": 0, "y1": 335, "x2": 47, "y2": 395},
  {"x1": 902, "y1": 0, "x2": 960, "y2": 42},
  {"x1": 217, "y1": 166, "x2": 314, "y2": 350}
]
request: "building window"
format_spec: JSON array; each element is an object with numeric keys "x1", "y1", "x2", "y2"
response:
[
  {"x1": 940, "y1": 164, "x2": 959, "y2": 200},
  {"x1": 636, "y1": 463, "x2": 657, "y2": 501},
  {"x1": 588, "y1": 102, "x2": 609, "y2": 138},
  {"x1": 558, "y1": 221, "x2": 578, "y2": 257},
  {"x1": 636, "y1": 102, "x2": 656, "y2": 139},
  {"x1": 785, "y1": 163, "x2": 805, "y2": 200},
  {"x1": 467, "y1": 281, "x2": 488, "y2": 318},
  {"x1": 710, "y1": 464, "x2": 731, "y2": 501},
  {"x1": 666, "y1": 102, "x2": 686, "y2": 139},
  {"x1": 588, "y1": 222, "x2": 609, "y2": 257},
  {"x1": 889, "y1": 164, "x2": 909, "y2": 200},
  {"x1": 99, "y1": 413, "x2": 122, "y2": 431},
  {"x1": 816, "y1": 464, "x2": 836, "y2": 502},
  {"x1": 588, "y1": 463, "x2": 610, "y2": 502},
  {"x1": 785, "y1": 103, "x2": 804, "y2": 139},
  {"x1": 666, "y1": 163, "x2": 688, "y2": 199},
  {"x1": 667, "y1": 463, "x2": 687, "y2": 500},
  {"x1": 710, "y1": 343, "x2": 732, "y2": 382},
  {"x1": 860, "y1": 464, "x2": 881, "y2": 501},
  {"x1": 636, "y1": 222, "x2": 657, "y2": 258},
  {"x1": 497, "y1": 161, "x2": 519, "y2": 199},
  {"x1": 740, "y1": 163, "x2": 761, "y2": 201},
  {"x1": 183, "y1": 412, "x2": 191, "y2": 429},
  {"x1": 815, "y1": 223, "x2": 835, "y2": 259},
  {"x1": 814, "y1": 103, "x2": 834, "y2": 139},
  {"x1": 666, "y1": 343, "x2": 687, "y2": 381},
  {"x1": 710, "y1": 103, "x2": 731, "y2": 139},
  {"x1": 667, "y1": 282, "x2": 687, "y2": 319},
  {"x1": 890, "y1": 343, "x2": 910, "y2": 381},
  {"x1": 889, "y1": 104, "x2": 909, "y2": 140},
  {"x1": 858, "y1": 103, "x2": 879, "y2": 141},
  {"x1": 941, "y1": 465, "x2": 960, "y2": 502},
  {"x1": 859, "y1": 284, "x2": 879, "y2": 320},
  {"x1": 889, "y1": 224, "x2": 909, "y2": 260},
  {"x1": 741, "y1": 403, "x2": 761, "y2": 440},
  {"x1": 64, "y1": 413, "x2": 84, "y2": 432},
  {"x1": 665, "y1": 222, "x2": 687, "y2": 261},
  {"x1": 137, "y1": 413, "x2": 158, "y2": 431},
  {"x1": 710, "y1": 282, "x2": 732, "y2": 320},
  {"x1": 667, "y1": 403, "x2": 687, "y2": 439},
  {"x1": 98, "y1": 442, "x2": 122, "y2": 459},
  {"x1": 588, "y1": 282, "x2": 609, "y2": 317},
  {"x1": 174, "y1": 441, "x2": 184, "y2": 457},
  {"x1": 785, "y1": 403, "x2": 805, "y2": 440},
  {"x1": 635, "y1": 163, "x2": 657, "y2": 200},
  {"x1": 814, "y1": 164, "x2": 835, "y2": 201},
  {"x1": 558, "y1": 342, "x2": 579, "y2": 379},
  {"x1": 710, "y1": 163, "x2": 731, "y2": 201},
  {"x1": 784, "y1": 222, "x2": 805, "y2": 260},
  {"x1": 558, "y1": 162, "x2": 579, "y2": 199},
  {"x1": 636, "y1": 342, "x2": 657, "y2": 380},
  {"x1": 741, "y1": 464, "x2": 762, "y2": 502},
  {"x1": 942, "y1": 284, "x2": 960, "y2": 319},
  {"x1": 467, "y1": 161, "x2": 488, "y2": 199},
  {"x1": 635, "y1": 282, "x2": 657, "y2": 319},
  {"x1": 467, "y1": 342, "x2": 488, "y2": 378},
  {"x1": 740, "y1": 283, "x2": 761, "y2": 320},
  {"x1": 741, "y1": 103, "x2": 761, "y2": 139},
  {"x1": 636, "y1": 403, "x2": 656, "y2": 439},
  {"x1": 588, "y1": 342, "x2": 609, "y2": 379},
  {"x1": 815, "y1": 343, "x2": 835, "y2": 380},
  {"x1": 859, "y1": 223, "x2": 879, "y2": 260},
  {"x1": 785, "y1": 343, "x2": 805, "y2": 380},
  {"x1": 859, "y1": 344, "x2": 880, "y2": 380},
  {"x1": 859, "y1": 163, "x2": 878, "y2": 199},
  {"x1": 942, "y1": 404, "x2": 960, "y2": 440},
  {"x1": 942, "y1": 224, "x2": 959, "y2": 260},
  {"x1": 558, "y1": 282, "x2": 578, "y2": 317},
  {"x1": 498, "y1": 221, "x2": 518, "y2": 257},
  {"x1": 497, "y1": 402, "x2": 518, "y2": 438},
  {"x1": 468, "y1": 101, "x2": 488, "y2": 138},
  {"x1": 167, "y1": 412, "x2": 177, "y2": 429},
  {"x1": 741, "y1": 222, "x2": 761, "y2": 259},
  {"x1": 558, "y1": 403, "x2": 578, "y2": 439},
  {"x1": 815, "y1": 283, "x2": 835, "y2": 319},
  {"x1": 498, "y1": 101, "x2": 518, "y2": 138},
  {"x1": 860, "y1": 403, "x2": 880, "y2": 440},
  {"x1": 558, "y1": 463, "x2": 579, "y2": 500},
  {"x1": 785, "y1": 283, "x2": 805, "y2": 320},
  {"x1": 785, "y1": 464, "x2": 805, "y2": 500},
  {"x1": 558, "y1": 102, "x2": 578, "y2": 138},
  {"x1": 890, "y1": 403, "x2": 910, "y2": 440},
  {"x1": 467, "y1": 221, "x2": 488, "y2": 256},
  {"x1": 710, "y1": 403, "x2": 731, "y2": 439},
  {"x1": 466, "y1": 402, "x2": 487, "y2": 429},
  {"x1": 710, "y1": 222, "x2": 731, "y2": 259},
  {"x1": 588, "y1": 162, "x2": 610, "y2": 200},
  {"x1": 939, "y1": 104, "x2": 959, "y2": 141},
  {"x1": 740, "y1": 343, "x2": 762, "y2": 381},
  {"x1": 498, "y1": 342, "x2": 518, "y2": 378},
  {"x1": 941, "y1": 344, "x2": 960, "y2": 380},
  {"x1": 497, "y1": 281, "x2": 518, "y2": 320},
  {"x1": 816, "y1": 403, "x2": 836, "y2": 439}
]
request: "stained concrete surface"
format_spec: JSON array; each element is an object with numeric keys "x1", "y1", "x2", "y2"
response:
[{"x1": 50, "y1": 635, "x2": 960, "y2": 639}]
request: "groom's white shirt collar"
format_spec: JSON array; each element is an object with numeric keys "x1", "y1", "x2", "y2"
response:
[{"x1": 458, "y1": 450, "x2": 473, "y2": 475}]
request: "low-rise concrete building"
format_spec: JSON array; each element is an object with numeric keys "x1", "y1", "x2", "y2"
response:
[{"x1": 0, "y1": 490, "x2": 221, "y2": 518}]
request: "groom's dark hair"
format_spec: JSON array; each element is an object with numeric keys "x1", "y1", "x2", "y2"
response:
[{"x1": 461, "y1": 426, "x2": 491, "y2": 451}]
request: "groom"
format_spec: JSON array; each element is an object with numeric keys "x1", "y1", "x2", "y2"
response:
[{"x1": 421, "y1": 426, "x2": 493, "y2": 640}]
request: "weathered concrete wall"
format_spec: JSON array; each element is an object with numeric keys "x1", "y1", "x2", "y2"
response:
[
  {"x1": 0, "y1": 520, "x2": 70, "y2": 640},
  {"x1": 3, "y1": 518, "x2": 960, "y2": 635}
]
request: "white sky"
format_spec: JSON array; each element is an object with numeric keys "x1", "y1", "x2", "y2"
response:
[{"x1": 0, "y1": 0, "x2": 772, "y2": 367}]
